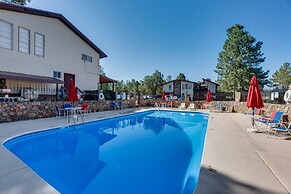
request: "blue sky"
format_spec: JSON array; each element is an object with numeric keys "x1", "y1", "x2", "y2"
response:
[{"x1": 29, "y1": 0, "x2": 291, "y2": 83}]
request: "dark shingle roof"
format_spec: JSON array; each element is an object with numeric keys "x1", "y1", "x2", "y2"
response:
[{"x1": 0, "y1": 70, "x2": 64, "y2": 84}]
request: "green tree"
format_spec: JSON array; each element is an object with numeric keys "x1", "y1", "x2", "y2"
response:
[
  {"x1": 143, "y1": 70, "x2": 164, "y2": 95},
  {"x1": 138, "y1": 80, "x2": 147, "y2": 94},
  {"x1": 215, "y1": 24, "x2": 269, "y2": 92},
  {"x1": 270, "y1": 62, "x2": 291, "y2": 89},
  {"x1": 126, "y1": 79, "x2": 140, "y2": 94},
  {"x1": 166, "y1": 75, "x2": 172, "y2": 82},
  {"x1": 176, "y1": 73, "x2": 186, "y2": 80},
  {"x1": 99, "y1": 65, "x2": 105, "y2": 76},
  {"x1": 2, "y1": 0, "x2": 30, "y2": 5},
  {"x1": 115, "y1": 80, "x2": 126, "y2": 92}
]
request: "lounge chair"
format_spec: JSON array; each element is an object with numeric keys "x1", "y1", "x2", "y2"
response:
[
  {"x1": 257, "y1": 110, "x2": 276, "y2": 121},
  {"x1": 187, "y1": 103, "x2": 195, "y2": 111},
  {"x1": 216, "y1": 103, "x2": 221, "y2": 111},
  {"x1": 260, "y1": 111, "x2": 284, "y2": 133},
  {"x1": 111, "y1": 102, "x2": 116, "y2": 110},
  {"x1": 118, "y1": 101, "x2": 123, "y2": 109},
  {"x1": 178, "y1": 103, "x2": 186, "y2": 110},
  {"x1": 167, "y1": 101, "x2": 173, "y2": 108},
  {"x1": 259, "y1": 111, "x2": 284, "y2": 125},
  {"x1": 270, "y1": 123, "x2": 291, "y2": 135}
]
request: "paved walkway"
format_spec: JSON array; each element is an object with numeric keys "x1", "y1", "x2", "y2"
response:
[
  {"x1": 0, "y1": 109, "x2": 291, "y2": 194},
  {"x1": 196, "y1": 112, "x2": 291, "y2": 194}
]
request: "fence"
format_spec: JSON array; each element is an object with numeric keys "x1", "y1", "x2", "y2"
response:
[
  {"x1": 261, "y1": 90, "x2": 286, "y2": 104},
  {"x1": 230, "y1": 90, "x2": 286, "y2": 104},
  {"x1": 193, "y1": 91, "x2": 234, "y2": 101},
  {"x1": 0, "y1": 83, "x2": 118, "y2": 102},
  {"x1": 194, "y1": 90, "x2": 287, "y2": 104},
  {"x1": 0, "y1": 83, "x2": 58, "y2": 102}
]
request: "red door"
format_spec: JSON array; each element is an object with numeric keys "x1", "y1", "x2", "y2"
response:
[{"x1": 64, "y1": 73, "x2": 75, "y2": 91}]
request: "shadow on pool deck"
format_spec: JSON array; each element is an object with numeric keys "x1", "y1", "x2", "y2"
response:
[{"x1": 196, "y1": 167, "x2": 277, "y2": 194}]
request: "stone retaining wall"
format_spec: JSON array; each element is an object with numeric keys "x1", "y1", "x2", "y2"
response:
[
  {"x1": 0, "y1": 100, "x2": 136, "y2": 123},
  {"x1": 0, "y1": 99, "x2": 290, "y2": 123},
  {"x1": 139, "y1": 99, "x2": 291, "y2": 120},
  {"x1": 206, "y1": 101, "x2": 290, "y2": 117}
]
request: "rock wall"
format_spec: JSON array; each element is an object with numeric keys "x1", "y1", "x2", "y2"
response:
[
  {"x1": 0, "y1": 99, "x2": 290, "y2": 123},
  {"x1": 139, "y1": 99, "x2": 291, "y2": 120},
  {"x1": 0, "y1": 100, "x2": 135, "y2": 123}
]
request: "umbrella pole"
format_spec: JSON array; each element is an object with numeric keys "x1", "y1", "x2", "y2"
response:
[
  {"x1": 252, "y1": 108, "x2": 255, "y2": 128},
  {"x1": 247, "y1": 108, "x2": 259, "y2": 133}
]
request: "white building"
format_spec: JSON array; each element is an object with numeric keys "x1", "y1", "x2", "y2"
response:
[
  {"x1": 162, "y1": 79, "x2": 195, "y2": 100},
  {"x1": 0, "y1": 2, "x2": 107, "y2": 95},
  {"x1": 202, "y1": 78, "x2": 219, "y2": 93}
]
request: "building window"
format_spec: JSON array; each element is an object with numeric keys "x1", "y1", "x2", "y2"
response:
[
  {"x1": 18, "y1": 27, "x2": 30, "y2": 54},
  {"x1": 53, "y1": 71, "x2": 61, "y2": 79},
  {"x1": 169, "y1": 85, "x2": 172, "y2": 90},
  {"x1": 182, "y1": 84, "x2": 185, "y2": 89},
  {"x1": 0, "y1": 20, "x2": 13, "y2": 50},
  {"x1": 34, "y1": 32, "x2": 45, "y2": 57},
  {"x1": 82, "y1": 54, "x2": 92, "y2": 63}
]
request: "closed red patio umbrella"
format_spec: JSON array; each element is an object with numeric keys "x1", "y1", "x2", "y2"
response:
[
  {"x1": 68, "y1": 79, "x2": 78, "y2": 102},
  {"x1": 162, "y1": 91, "x2": 166, "y2": 101},
  {"x1": 246, "y1": 75, "x2": 264, "y2": 131},
  {"x1": 205, "y1": 89, "x2": 212, "y2": 103}
]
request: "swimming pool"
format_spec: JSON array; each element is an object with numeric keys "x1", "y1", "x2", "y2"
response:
[{"x1": 4, "y1": 110, "x2": 209, "y2": 194}]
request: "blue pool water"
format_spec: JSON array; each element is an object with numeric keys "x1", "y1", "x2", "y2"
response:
[{"x1": 4, "y1": 110, "x2": 209, "y2": 194}]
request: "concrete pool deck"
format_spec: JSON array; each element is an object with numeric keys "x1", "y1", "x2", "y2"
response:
[{"x1": 0, "y1": 109, "x2": 291, "y2": 194}]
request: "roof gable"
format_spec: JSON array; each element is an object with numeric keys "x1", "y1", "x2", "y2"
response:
[
  {"x1": 202, "y1": 78, "x2": 219, "y2": 86},
  {"x1": 0, "y1": 2, "x2": 107, "y2": 58},
  {"x1": 162, "y1": 79, "x2": 197, "y2": 85}
]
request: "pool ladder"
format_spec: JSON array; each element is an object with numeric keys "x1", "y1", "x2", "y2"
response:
[{"x1": 154, "y1": 102, "x2": 160, "y2": 112}]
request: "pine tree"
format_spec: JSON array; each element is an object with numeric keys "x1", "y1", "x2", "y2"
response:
[
  {"x1": 143, "y1": 70, "x2": 164, "y2": 95},
  {"x1": 270, "y1": 62, "x2": 291, "y2": 89},
  {"x1": 215, "y1": 24, "x2": 269, "y2": 92},
  {"x1": 166, "y1": 75, "x2": 172, "y2": 82},
  {"x1": 176, "y1": 73, "x2": 186, "y2": 81}
]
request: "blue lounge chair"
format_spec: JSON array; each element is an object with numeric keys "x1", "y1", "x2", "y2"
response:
[
  {"x1": 260, "y1": 111, "x2": 285, "y2": 134},
  {"x1": 270, "y1": 123, "x2": 291, "y2": 135},
  {"x1": 216, "y1": 103, "x2": 221, "y2": 110},
  {"x1": 260, "y1": 111, "x2": 284, "y2": 125},
  {"x1": 118, "y1": 101, "x2": 123, "y2": 109},
  {"x1": 111, "y1": 102, "x2": 116, "y2": 110}
]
